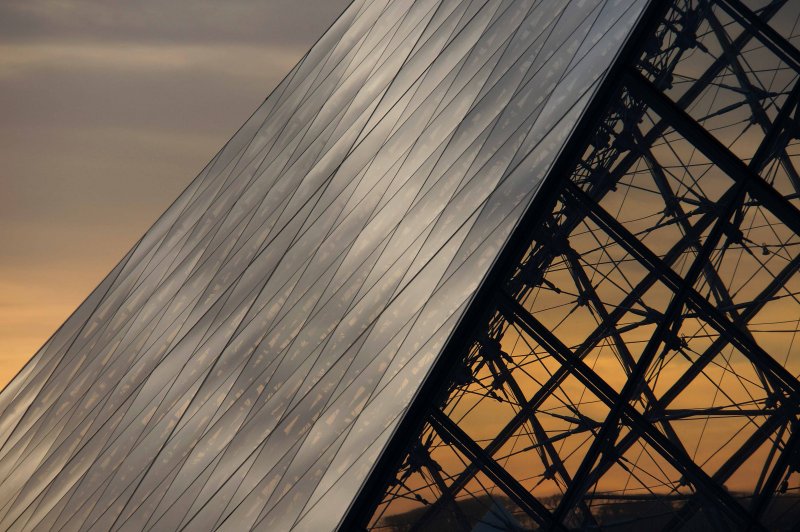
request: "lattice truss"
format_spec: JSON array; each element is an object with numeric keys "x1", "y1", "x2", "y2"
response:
[
  {"x1": 0, "y1": 1, "x2": 655, "y2": 531},
  {"x1": 365, "y1": 1, "x2": 800, "y2": 530}
]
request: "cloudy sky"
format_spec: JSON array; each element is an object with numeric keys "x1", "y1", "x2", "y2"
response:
[{"x1": 0, "y1": 0, "x2": 351, "y2": 387}]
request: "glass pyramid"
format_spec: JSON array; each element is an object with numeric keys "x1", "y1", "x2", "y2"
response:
[{"x1": 0, "y1": 0, "x2": 679, "y2": 529}]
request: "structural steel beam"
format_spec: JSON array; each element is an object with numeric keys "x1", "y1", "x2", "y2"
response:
[{"x1": 357, "y1": 1, "x2": 800, "y2": 529}]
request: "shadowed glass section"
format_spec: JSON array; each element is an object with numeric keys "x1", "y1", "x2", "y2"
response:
[{"x1": 0, "y1": 0, "x2": 647, "y2": 530}]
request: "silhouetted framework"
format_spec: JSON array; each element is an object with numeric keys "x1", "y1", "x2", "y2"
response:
[
  {"x1": 0, "y1": 2, "x2": 657, "y2": 530},
  {"x1": 352, "y1": 0, "x2": 800, "y2": 530}
]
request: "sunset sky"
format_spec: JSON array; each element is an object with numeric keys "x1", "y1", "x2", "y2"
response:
[
  {"x1": 3, "y1": 3, "x2": 799, "y2": 524},
  {"x1": 0, "y1": 0, "x2": 350, "y2": 388}
]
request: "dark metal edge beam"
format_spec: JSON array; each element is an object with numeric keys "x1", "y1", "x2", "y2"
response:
[
  {"x1": 427, "y1": 410, "x2": 566, "y2": 530},
  {"x1": 497, "y1": 293, "x2": 766, "y2": 532},
  {"x1": 336, "y1": 1, "x2": 673, "y2": 529},
  {"x1": 565, "y1": 179, "x2": 800, "y2": 396},
  {"x1": 624, "y1": 69, "x2": 800, "y2": 238},
  {"x1": 717, "y1": 0, "x2": 800, "y2": 72}
]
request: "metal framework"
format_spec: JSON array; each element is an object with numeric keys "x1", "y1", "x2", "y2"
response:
[{"x1": 348, "y1": 0, "x2": 800, "y2": 529}]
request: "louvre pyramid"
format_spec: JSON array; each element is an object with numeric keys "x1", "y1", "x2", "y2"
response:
[{"x1": 0, "y1": 1, "x2": 649, "y2": 530}]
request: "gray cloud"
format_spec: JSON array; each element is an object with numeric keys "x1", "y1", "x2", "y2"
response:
[
  {"x1": 0, "y1": 43, "x2": 299, "y2": 131},
  {"x1": 0, "y1": 0, "x2": 351, "y2": 46},
  {"x1": 0, "y1": 0, "x2": 351, "y2": 384},
  {"x1": 1, "y1": 0, "x2": 351, "y2": 244}
]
